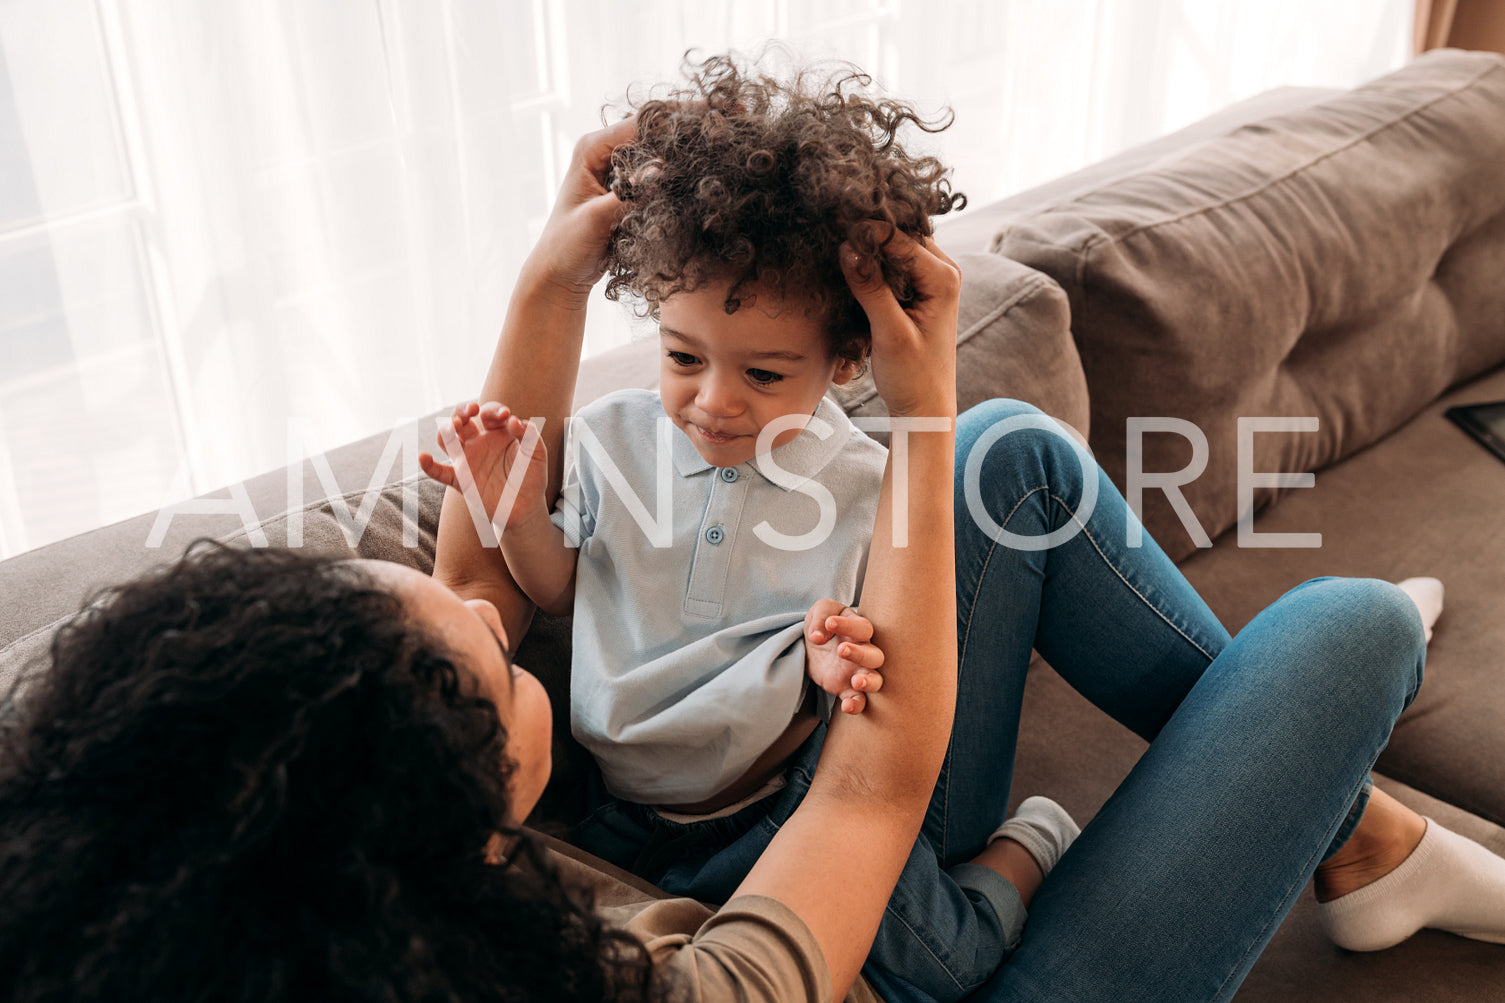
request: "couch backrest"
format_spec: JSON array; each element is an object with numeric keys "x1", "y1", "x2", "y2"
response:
[{"x1": 990, "y1": 49, "x2": 1505, "y2": 561}]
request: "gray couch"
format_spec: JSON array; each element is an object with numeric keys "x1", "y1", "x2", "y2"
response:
[{"x1": 4, "y1": 48, "x2": 1504, "y2": 1000}]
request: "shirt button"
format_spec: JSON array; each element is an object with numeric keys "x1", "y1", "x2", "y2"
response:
[
  {"x1": 719, "y1": 467, "x2": 739, "y2": 483},
  {"x1": 705, "y1": 525, "x2": 725, "y2": 545}
]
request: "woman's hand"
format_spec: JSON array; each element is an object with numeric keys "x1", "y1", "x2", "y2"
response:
[
  {"x1": 525, "y1": 115, "x2": 640, "y2": 308},
  {"x1": 838, "y1": 227, "x2": 961, "y2": 420}
]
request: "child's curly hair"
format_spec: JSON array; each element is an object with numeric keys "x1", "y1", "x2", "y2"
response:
[{"x1": 604, "y1": 49, "x2": 966, "y2": 365}]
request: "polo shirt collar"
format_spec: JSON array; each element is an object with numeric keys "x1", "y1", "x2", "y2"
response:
[{"x1": 670, "y1": 395, "x2": 854, "y2": 492}]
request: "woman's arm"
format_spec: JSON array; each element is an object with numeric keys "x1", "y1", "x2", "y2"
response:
[
  {"x1": 732, "y1": 232, "x2": 962, "y2": 999},
  {"x1": 429, "y1": 117, "x2": 637, "y2": 644}
]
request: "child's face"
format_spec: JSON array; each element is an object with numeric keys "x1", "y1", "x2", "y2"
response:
[{"x1": 658, "y1": 279, "x2": 861, "y2": 467}]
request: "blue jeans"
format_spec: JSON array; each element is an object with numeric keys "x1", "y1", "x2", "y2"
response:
[{"x1": 575, "y1": 398, "x2": 1426, "y2": 1003}]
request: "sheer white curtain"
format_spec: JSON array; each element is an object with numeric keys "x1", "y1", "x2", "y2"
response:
[{"x1": 0, "y1": 0, "x2": 1411, "y2": 559}]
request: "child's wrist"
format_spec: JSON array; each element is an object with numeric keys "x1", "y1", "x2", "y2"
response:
[{"x1": 504, "y1": 497, "x2": 555, "y2": 537}]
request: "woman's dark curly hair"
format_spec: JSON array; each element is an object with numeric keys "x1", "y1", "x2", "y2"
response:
[
  {"x1": 0, "y1": 543, "x2": 654, "y2": 1003},
  {"x1": 604, "y1": 48, "x2": 966, "y2": 365}
]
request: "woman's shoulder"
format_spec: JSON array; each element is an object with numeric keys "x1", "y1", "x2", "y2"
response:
[{"x1": 631, "y1": 895, "x2": 886, "y2": 1003}]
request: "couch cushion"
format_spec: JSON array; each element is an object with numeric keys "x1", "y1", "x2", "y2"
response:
[
  {"x1": 991, "y1": 49, "x2": 1505, "y2": 562},
  {"x1": 1177, "y1": 361, "x2": 1505, "y2": 830},
  {"x1": 937, "y1": 85, "x2": 1340, "y2": 255}
]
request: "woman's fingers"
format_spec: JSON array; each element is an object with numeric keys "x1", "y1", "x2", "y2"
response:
[
  {"x1": 841, "y1": 224, "x2": 959, "y2": 417},
  {"x1": 576, "y1": 114, "x2": 639, "y2": 182},
  {"x1": 896, "y1": 231, "x2": 961, "y2": 310},
  {"x1": 923, "y1": 234, "x2": 961, "y2": 273},
  {"x1": 841, "y1": 224, "x2": 959, "y2": 315},
  {"x1": 839, "y1": 240, "x2": 909, "y2": 335}
]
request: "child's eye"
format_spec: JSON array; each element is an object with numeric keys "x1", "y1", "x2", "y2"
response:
[
  {"x1": 747, "y1": 368, "x2": 784, "y2": 385},
  {"x1": 667, "y1": 350, "x2": 699, "y2": 367}
]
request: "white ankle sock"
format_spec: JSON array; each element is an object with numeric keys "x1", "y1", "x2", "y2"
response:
[
  {"x1": 1318, "y1": 818, "x2": 1505, "y2": 951},
  {"x1": 1396, "y1": 577, "x2": 1444, "y2": 643},
  {"x1": 990, "y1": 796, "x2": 1080, "y2": 875}
]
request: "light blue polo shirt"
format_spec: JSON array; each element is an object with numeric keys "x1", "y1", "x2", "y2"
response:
[{"x1": 551, "y1": 388, "x2": 888, "y2": 804}]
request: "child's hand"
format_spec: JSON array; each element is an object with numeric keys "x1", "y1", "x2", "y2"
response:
[
  {"x1": 803, "y1": 599, "x2": 885, "y2": 715},
  {"x1": 419, "y1": 402, "x2": 550, "y2": 531}
]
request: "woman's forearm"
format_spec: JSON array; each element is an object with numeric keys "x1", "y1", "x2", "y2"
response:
[
  {"x1": 430, "y1": 116, "x2": 635, "y2": 640},
  {"x1": 730, "y1": 412, "x2": 956, "y2": 1001},
  {"x1": 475, "y1": 259, "x2": 592, "y2": 502},
  {"x1": 819, "y1": 420, "x2": 957, "y2": 803},
  {"x1": 431, "y1": 261, "x2": 589, "y2": 637},
  {"x1": 729, "y1": 233, "x2": 961, "y2": 1000}
]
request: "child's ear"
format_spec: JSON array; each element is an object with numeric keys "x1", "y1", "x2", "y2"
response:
[{"x1": 832, "y1": 355, "x2": 865, "y2": 386}]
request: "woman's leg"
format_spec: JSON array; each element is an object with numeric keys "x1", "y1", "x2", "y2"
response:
[
  {"x1": 926, "y1": 398, "x2": 1235, "y2": 866},
  {"x1": 974, "y1": 575, "x2": 1424, "y2": 1001},
  {"x1": 860, "y1": 399, "x2": 1239, "y2": 1002}
]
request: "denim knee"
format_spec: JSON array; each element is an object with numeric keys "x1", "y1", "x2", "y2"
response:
[
  {"x1": 957, "y1": 398, "x2": 1048, "y2": 453},
  {"x1": 956, "y1": 399, "x2": 1097, "y2": 541},
  {"x1": 1283, "y1": 576, "x2": 1427, "y2": 709},
  {"x1": 958, "y1": 397, "x2": 1091, "y2": 478}
]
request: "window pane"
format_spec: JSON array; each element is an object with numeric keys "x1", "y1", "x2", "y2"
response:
[
  {"x1": 0, "y1": 0, "x2": 132, "y2": 232},
  {"x1": 0, "y1": 220, "x2": 180, "y2": 553}
]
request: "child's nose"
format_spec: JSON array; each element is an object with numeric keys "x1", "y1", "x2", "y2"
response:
[{"x1": 695, "y1": 375, "x2": 743, "y2": 417}]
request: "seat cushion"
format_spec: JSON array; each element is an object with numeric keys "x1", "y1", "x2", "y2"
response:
[{"x1": 992, "y1": 49, "x2": 1505, "y2": 561}]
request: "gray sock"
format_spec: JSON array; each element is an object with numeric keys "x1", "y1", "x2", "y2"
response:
[{"x1": 990, "y1": 796, "x2": 1081, "y2": 875}]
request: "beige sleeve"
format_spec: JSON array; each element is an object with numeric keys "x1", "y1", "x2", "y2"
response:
[{"x1": 628, "y1": 895, "x2": 882, "y2": 1003}]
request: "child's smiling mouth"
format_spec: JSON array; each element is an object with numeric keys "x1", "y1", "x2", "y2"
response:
[{"x1": 694, "y1": 424, "x2": 742, "y2": 445}]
